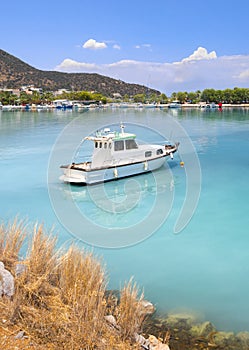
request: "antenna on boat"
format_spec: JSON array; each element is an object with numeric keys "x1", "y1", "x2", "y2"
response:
[{"x1": 120, "y1": 122, "x2": 125, "y2": 134}]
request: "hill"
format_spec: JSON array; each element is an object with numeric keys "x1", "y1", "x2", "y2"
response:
[{"x1": 0, "y1": 49, "x2": 160, "y2": 97}]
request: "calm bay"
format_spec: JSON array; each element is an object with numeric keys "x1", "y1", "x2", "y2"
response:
[{"x1": 1, "y1": 106, "x2": 249, "y2": 332}]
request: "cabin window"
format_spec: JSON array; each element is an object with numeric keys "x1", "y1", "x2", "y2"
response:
[
  {"x1": 156, "y1": 149, "x2": 163, "y2": 155},
  {"x1": 104, "y1": 142, "x2": 107, "y2": 149},
  {"x1": 99, "y1": 142, "x2": 102, "y2": 148},
  {"x1": 114, "y1": 140, "x2": 124, "y2": 151},
  {"x1": 145, "y1": 151, "x2": 152, "y2": 157},
  {"x1": 125, "y1": 139, "x2": 138, "y2": 150},
  {"x1": 95, "y1": 142, "x2": 98, "y2": 148},
  {"x1": 109, "y1": 142, "x2": 112, "y2": 149}
]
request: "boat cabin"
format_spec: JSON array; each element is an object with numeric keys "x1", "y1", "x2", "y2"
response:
[{"x1": 84, "y1": 126, "x2": 164, "y2": 168}]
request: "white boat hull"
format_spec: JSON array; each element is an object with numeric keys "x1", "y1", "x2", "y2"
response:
[{"x1": 60, "y1": 156, "x2": 168, "y2": 185}]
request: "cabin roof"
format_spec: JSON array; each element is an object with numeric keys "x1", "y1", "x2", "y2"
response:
[
  {"x1": 113, "y1": 132, "x2": 136, "y2": 140},
  {"x1": 85, "y1": 131, "x2": 136, "y2": 142}
]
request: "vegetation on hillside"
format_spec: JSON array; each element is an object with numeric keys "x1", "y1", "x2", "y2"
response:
[{"x1": 0, "y1": 49, "x2": 160, "y2": 97}]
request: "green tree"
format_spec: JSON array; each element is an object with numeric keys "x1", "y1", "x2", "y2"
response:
[
  {"x1": 176, "y1": 91, "x2": 187, "y2": 103},
  {"x1": 200, "y1": 89, "x2": 216, "y2": 102},
  {"x1": 187, "y1": 91, "x2": 200, "y2": 104},
  {"x1": 170, "y1": 92, "x2": 177, "y2": 101},
  {"x1": 0, "y1": 91, "x2": 18, "y2": 105},
  {"x1": 233, "y1": 87, "x2": 249, "y2": 103},
  {"x1": 159, "y1": 93, "x2": 168, "y2": 104},
  {"x1": 41, "y1": 91, "x2": 54, "y2": 104},
  {"x1": 19, "y1": 91, "x2": 31, "y2": 105},
  {"x1": 31, "y1": 91, "x2": 42, "y2": 104},
  {"x1": 133, "y1": 94, "x2": 146, "y2": 103},
  {"x1": 223, "y1": 89, "x2": 233, "y2": 103},
  {"x1": 123, "y1": 94, "x2": 130, "y2": 102}
]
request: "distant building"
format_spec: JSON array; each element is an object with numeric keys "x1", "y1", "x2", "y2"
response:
[
  {"x1": 20, "y1": 85, "x2": 43, "y2": 94},
  {"x1": 113, "y1": 93, "x2": 122, "y2": 99},
  {"x1": 0, "y1": 88, "x2": 21, "y2": 96},
  {"x1": 54, "y1": 88, "x2": 71, "y2": 96}
]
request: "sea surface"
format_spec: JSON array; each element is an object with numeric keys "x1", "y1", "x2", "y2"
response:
[{"x1": 1, "y1": 106, "x2": 249, "y2": 332}]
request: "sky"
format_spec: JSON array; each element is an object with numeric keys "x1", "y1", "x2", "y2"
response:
[{"x1": 1, "y1": 0, "x2": 249, "y2": 95}]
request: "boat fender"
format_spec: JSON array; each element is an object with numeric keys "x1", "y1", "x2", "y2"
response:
[
  {"x1": 180, "y1": 161, "x2": 184, "y2": 167},
  {"x1": 144, "y1": 161, "x2": 148, "y2": 171},
  {"x1": 170, "y1": 153, "x2": 174, "y2": 159},
  {"x1": 113, "y1": 168, "x2": 118, "y2": 178}
]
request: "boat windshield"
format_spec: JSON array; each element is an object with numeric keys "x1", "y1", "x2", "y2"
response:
[
  {"x1": 114, "y1": 140, "x2": 125, "y2": 151},
  {"x1": 125, "y1": 139, "x2": 138, "y2": 149},
  {"x1": 114, "y1": 139, "x2": 138, "y2": 151}
]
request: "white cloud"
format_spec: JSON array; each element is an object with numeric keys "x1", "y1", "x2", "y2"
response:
[
  {"x1": 237, "y1": 69, "x2": 249, "y2": 80},
  {"x1": 113, "y1": 44, "x2": 121, "y2": 50},
  {"x1": 135, "y1": 43, "x2": 151, "y2": 50},
  {"x1": 109, "y1": 59, "x2": 141, "y2": 67},
  {"x1": 82, "y1": 39, "x2": 107, "y2": 50},
  {"x1": 55, "y1": 59, "x2": 99, "y2": 71},
  {"x1": 55, "y1": 47, "x2": 249, "y2": 94},
  {"x1": 181, "y1": 47, "x2": 217, "y2": 62}
]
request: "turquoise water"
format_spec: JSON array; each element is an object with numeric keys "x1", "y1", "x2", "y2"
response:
[{"x1": 1, "y1": 107, "x2": 249, "y2": 332}]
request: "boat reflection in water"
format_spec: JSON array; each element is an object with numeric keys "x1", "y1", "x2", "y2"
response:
[{"x1": 59, "y1": 165, "x2": 177, "y2": 230}]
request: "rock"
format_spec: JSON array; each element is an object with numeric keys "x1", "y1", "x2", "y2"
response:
[
  {"x1": 104, "y1": 315, "x2": 117, "y2": 327},
  {"x1": 165, "y1": 312, "x2": 197, "y2": 330},
  {"x1": 212, "y1": 331, "x2": 236, "y2": 346},
  {"x1": 236, "y1": 332, "x2": 249, "y2": 349},
  {"x1": 15, "y1": 263, "x2": 27, "y2": 276},
  {"x1": 148, "y1": 335, "x2": 170, "y2": 350},
  {"x1": 190, "y1": 321, "x2": 216, "y2": 337},
  {"x1": 134, "y1": 332, "x2": 150, "y2": 348},
  {"x1": 139, "y1": 300, "x2": 156, "y2": 315},
  {"x1": 237, "y1": 331, "x2": 249, "y2": 342},
  {"x1": 14, "y1": 330, "x2": 25, "y2": 339},
  {"x1": 0, "y1": 261, "x2": 15, "y2": 297}
]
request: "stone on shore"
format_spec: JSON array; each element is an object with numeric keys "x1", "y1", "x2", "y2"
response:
[
  {"x1": 139, "y1": 300, "x2": 155, "y2": 315},
  {"x1": 104, "y1": 315, "x2": 117, "y2": 327},
  {"x1": 0, "y1": 262, "x2": 15, "y2": 298},
  {"x1": 165, "y1": 312, "x2": 197, "y2": 329},
  {"x1": 237, "y1": 332, "x2": 249, "y2": 348},
  {"x1": 148, "y1": 335, "x2": 170, "y2": 350},
  {"x1": 190, "y1": 321, "x2": 216, "y2": 337}
]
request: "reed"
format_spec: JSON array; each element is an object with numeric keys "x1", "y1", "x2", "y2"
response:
[
  {"x1": 116, "y1": 278, "x2": 146, "y2": 341},
  {"x1": 0, "y1": 219, "x2": 26, "y2": 272},
  {"x1": 0, "y1": 220, "x2": 147, "y2": 349}
]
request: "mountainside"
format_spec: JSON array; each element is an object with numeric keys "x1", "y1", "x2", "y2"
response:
[{"x1": 0, "y1": 49, "x2": 160, "y2": 97}]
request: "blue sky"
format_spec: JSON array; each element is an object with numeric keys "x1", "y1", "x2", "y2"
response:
[{"x1": 1, "y1": 0, "x2": 249, "y2": 95}]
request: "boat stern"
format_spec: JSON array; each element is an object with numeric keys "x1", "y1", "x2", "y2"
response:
[{"x1": 60, "y1": 165, "x2": 87, "y2": 184}]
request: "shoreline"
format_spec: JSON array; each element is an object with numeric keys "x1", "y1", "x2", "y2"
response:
[
  {"x1": 177, "y1": 103, "x2": 249, "y2": 108},
  {"x1": 0, "y1": 102, "x2": 249, "y2": 112},
  {"x1": 143, "y1": 310, "x2": 249, "y2": 349}
]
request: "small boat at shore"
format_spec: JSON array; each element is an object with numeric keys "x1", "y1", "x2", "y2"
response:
[
  {"x1": 60, "y1": 124, "x2": 179, "y2": 185},
  {"x1": 198, "y1": 102, "x2": 218, "y2": 109},
  {"x1": 168, "y1": 101, "x2": 181, "y2": 108}
]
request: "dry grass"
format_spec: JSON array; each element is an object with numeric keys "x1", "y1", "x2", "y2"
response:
[
  {"x1": 0, "y1": 219, "x2": 26, "y2": 272},
  {"x1": 115, "y1": 279, "x2": 147, "y2": 341},
  {"x1": 0, "y1": 220, "x2": 147, "y2": 349}
]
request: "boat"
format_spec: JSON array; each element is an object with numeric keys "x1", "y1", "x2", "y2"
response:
[
  {"x1": 199, "y1": 102, "x2": 218, "y2": 109},
  {"x1": 53, "y1": 99, "x2": 73, "y2": 110},
  {"x1": 60, "y1": 124, "x2": 179, "y2": 185},
  {"x1": 168, "y1": 101, "x2": 181, "y2": 108}
]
